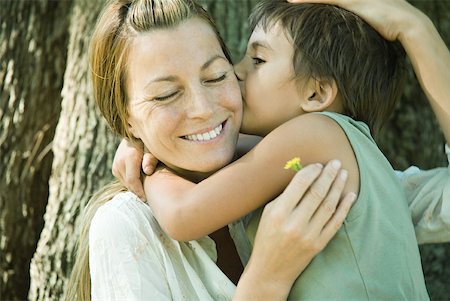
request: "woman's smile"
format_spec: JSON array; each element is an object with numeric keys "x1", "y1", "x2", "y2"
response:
[{"x1": 182, "y1": 120, "x2": 226, "y2": 142}]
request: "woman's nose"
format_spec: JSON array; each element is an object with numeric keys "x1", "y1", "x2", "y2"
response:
[{"x1": 186, "y1": 87, "x2": 214, "y2": 119}]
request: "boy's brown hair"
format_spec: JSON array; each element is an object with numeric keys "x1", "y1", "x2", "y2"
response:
[{"x1": 250, "y1": 0, "x2": 406, "y2": 134}]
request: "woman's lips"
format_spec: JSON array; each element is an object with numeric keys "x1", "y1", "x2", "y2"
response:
[{"x1": 182, "y1": 120, "x2": 226, "y2": 142}]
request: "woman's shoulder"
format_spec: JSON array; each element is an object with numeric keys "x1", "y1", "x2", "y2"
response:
[
  {"x1": 90, "y1": 191, "x2": 154, "y2": 242},
  {"x1": 97, "y1": 191, "x2": 146, "y2": 211},
  {"x1": 94, "y1": 191, "x2": 149, "y2": 220}
]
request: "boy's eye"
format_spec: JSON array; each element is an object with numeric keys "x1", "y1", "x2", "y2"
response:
[
  {"x1": 154, "y1": 91, "x2": 178, "y2": 102},
  {"x1": 205, "y1": 74, "x2": 227, "y2": 84},
  {"x1": 252, "y1": 57, "x2": 266, "y2": 65}
]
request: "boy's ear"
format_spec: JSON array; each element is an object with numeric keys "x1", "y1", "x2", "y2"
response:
[{"x1": 300, "y1": 78, "x2": 338, "y2": 112}]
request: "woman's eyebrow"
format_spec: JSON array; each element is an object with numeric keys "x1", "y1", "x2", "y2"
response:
[
  {"x1": 148, "y1": 75, "x2": 178, "y2": 83},
  {"x1": 201, "y1": 55, "x2": 228, "y2": 71},
  {"x1": 143, "y1": 75, "x2": 178, "y2": 91}
]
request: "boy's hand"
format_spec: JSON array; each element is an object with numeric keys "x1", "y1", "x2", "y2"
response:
[
  {"x1": 112, "y1": 139, "x2": 158, "y2": 201},
  {"x1": 142, "y1": 151, "x2": 159, "y2": 175}
]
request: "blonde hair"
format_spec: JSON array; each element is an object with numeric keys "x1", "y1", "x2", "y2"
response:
[
  {"x1": 66, "y1": 0, "x2": 231, "y2": 300},
  {"x1": 66, "y1": 181, "x2": 126, "y2": 301}
]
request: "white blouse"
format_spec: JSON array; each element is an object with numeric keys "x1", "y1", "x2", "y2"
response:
[
  {"x1": 89, "y1": 145, "x2": 450, "y2": 300},
  {"x1": 89, "y1": 192, "x2": 239, "y2": 300}
]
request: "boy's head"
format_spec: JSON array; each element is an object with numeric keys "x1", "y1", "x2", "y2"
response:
[{"x1": 235, "y1": 0, "x2": 406, "y2": 136}]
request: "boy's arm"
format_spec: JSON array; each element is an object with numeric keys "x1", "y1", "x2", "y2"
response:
[
  {"x1": 112, "y1": 134, "x2": 261, "y2": 199},
  {"x1": 145, "y1": 114, "x2": 353, "y2": 241}
]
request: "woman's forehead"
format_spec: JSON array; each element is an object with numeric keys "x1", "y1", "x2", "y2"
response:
[
  {"x1": 132, "y1": 18, "x2": 220, "y2": 52},
  {"x1": 125, "y1": 18, "x2": 228, "y2": 97},
  {"x1": 129, "y1": 18, "x2": 223, "y2": 66}
]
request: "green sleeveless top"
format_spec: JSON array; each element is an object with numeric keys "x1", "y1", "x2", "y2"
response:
[{"x1": 246, "y1": 112, "x2": 429, "y2": 300}]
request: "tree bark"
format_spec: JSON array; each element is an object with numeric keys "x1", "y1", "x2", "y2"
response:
[
  {"x1": 198, "y1": 0, "x2": 260, "y2": 62},
  {"x1": 0, "y1": 1, "x2": 71, "y2": 300},
  {"x1": 28, "y1": 0, "x2": 118, "y2": 300},
  {"x1": 18, "y1": 0, "x2": 449, "y2": 299}
]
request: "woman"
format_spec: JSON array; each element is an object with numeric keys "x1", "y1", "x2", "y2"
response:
[{"x1": 66, "y1": 0, "x2": 353, "y2": 300}]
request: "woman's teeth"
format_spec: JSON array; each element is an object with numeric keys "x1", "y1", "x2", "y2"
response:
[{"x1": 185, "y1": 123, "x2": 223, "y2": 141}]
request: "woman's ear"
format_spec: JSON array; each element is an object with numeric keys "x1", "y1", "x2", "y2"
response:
[{"x1": 300, "y1": 78, "x2": 338, "y2": 113}]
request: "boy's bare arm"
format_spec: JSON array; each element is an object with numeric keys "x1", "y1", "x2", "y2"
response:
[{"x1": 145, "y1": 114, "x2": 356, "y2": 241}]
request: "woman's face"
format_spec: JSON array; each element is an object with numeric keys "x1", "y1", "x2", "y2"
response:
[{"x1": 126, "y1": 18, "x2": 242, "y2": 177}]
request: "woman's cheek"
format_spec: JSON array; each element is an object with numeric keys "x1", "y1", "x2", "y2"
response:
[{"x1": 225, "y1": 81, "x2": 244, "y2": 113}]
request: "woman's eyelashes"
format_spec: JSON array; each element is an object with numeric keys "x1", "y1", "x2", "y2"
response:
[
  {"x1": 153, "y1": 91, "x2": 179, "y2": 102},
  {"x1": 204, "y1": 73, "x2": 227, "y2": 84},
  {"x1": 151, "y1": 73, "x2": 227, "y2": 102}
]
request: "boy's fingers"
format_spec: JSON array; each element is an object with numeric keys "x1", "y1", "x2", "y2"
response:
[
  {"x1": 128, "y1": 181, "x2": 146, "y2": 202},
  {"x1": 125, "y1": 168, "x2": 146, "y2": 201},
  {"x1": 277, "y1": 163, "x2": 323, "y2": 211},
  {"x1": 309, "y1": 169, "x2": 348, "y2": 228},
  {"x1": 295, "y1": 160, "x2": 341, "y2": 219},
  {"x1": 142, "y1": 153, "x2": 159, "y2": 175},
  {"x1": 320, "y1": 192, "x2": 356, "y2": 240}
]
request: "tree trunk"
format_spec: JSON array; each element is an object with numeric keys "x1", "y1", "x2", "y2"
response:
[
  {"x1": 198, "y1": 0, "x2": 260, "y2": 62},
  {"x1": 0, "y1": 1, "x2": 71, "y2": 300},
  {"x1": 28, "y1": 0, "x2": 118, "y2": 300},
  {"x1": 18, "y1": 0, "x2": 449, "y2": 299}
]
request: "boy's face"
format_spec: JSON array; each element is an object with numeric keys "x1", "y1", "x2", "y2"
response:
[{"x1": 235, "y1": 22, "x2": 306, "y2": 136}]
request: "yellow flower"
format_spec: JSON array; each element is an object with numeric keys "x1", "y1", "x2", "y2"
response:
[{"x1": 284, "y1": 157, "x2": 302, "y2": 172}]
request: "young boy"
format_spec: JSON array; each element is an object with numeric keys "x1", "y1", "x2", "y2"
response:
[{"x1": 135, "y1": 1, "x2": 430, "y2": 299}]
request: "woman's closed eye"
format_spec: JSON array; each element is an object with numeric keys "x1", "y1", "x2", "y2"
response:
[
  {"x1": 204, "y1": 73, "x2": 227, "y2": 84},
  {"x1": 153, "y1": 91, "x2": 179, "y2": 102}
]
